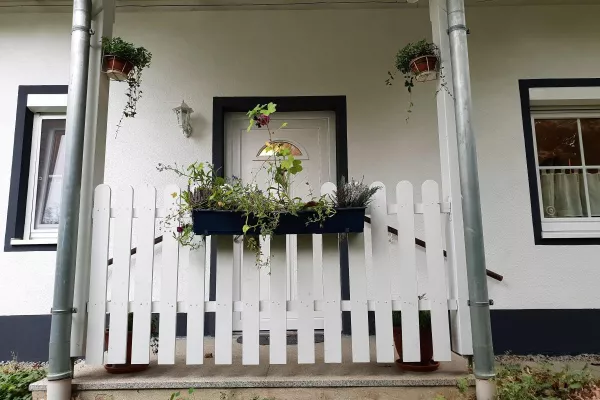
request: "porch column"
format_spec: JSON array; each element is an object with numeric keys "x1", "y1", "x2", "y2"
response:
[
  {"x1": 70, "y1": 0, "x2": 115, "y2": 358},
  {"x1": 428, "y1": 0, "x2": 473, "y2": 356}
]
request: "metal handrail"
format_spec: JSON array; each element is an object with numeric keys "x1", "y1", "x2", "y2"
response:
[
  {"x1": 107, "y1": 222, "x2": 504, "y2": 282},
  {"x1": 363, "y1": 216, "x2": 503, "y2": 281}
]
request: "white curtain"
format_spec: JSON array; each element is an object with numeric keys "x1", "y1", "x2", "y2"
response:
[{"x1": 541, "y1": 170, "x2": 600, "y2": 218}]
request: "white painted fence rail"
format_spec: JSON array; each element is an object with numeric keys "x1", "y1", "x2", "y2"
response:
[{"x1": 85, "y1": 181, "x2": 461, "y2": 366}]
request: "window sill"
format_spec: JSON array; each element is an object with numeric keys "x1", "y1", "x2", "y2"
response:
[
  {"x1": 10, "y1": 238, "x2": 58, "y2": 246},
  {"x1": 542, "y1": 231, "x2": 600, "y2": 239}
]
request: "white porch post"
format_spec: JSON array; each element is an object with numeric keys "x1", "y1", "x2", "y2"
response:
[
  {"x1": 429, "y1": 0, "x2": 473, "y2": 356},
  {"x1": 70, "y1": 0, "x2": 115, "y2": 358}
]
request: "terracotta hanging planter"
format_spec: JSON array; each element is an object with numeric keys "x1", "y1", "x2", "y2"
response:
[
  {"x1": 409, "y1": 55, "x2": 439, "y2": 82},
  {"x1": 102, "y1": 55, "x2": 134, "y2": 82}
]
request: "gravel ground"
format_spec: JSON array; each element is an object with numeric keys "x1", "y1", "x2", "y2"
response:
[
  {"x1": 0, "y1": 360, "x2": 47, "y2": 369},
  {"x1": 496, "y1": 353, "x2": 600, "y2": 365}
]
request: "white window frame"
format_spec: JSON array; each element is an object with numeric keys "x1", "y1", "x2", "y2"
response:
[
  {"x1": 531, "y1": 110, "x2": 600, "y2": 239},
  {"x1": 18, "y1": 114, "x2": 66, "y2": 244}
]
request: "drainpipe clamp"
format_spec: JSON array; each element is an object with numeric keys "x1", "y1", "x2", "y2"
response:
[
  {"x1": 51, "y1": 307, "x2": 77, "y2": 315},
  {"x1": 447, "y1": 24, "x2": 470, "y2": 34},
  {"x1": 468, "y1": 299, "x2": 493, "y2": 306}
]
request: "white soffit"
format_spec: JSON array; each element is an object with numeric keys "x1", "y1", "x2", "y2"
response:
[{"x1": 0, "y1": 0, "x2": 598, "y2": 12}]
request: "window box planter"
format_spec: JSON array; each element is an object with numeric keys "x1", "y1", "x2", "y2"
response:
[{"x1": 192, "y1": 207, "x2": 366, "y2": 236}]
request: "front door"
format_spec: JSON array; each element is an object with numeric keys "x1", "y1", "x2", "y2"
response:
[{"x1": 225, "y1": 111, "x2": 336, "y2": 331}]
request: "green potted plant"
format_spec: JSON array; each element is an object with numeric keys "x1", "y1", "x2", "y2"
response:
[
  {"x1": 104, "y1": 313, "x2": 159, "y2": 374},
  {"x1": 386, "y1": 39, "x2": 444, "y2": 119},
  {"x1": 158, "y1": 103, "x2": 380, "y2": 265},
  {"x1": 392, "y1": 295, "x2": 439, "y2": 372},
  {"x1": 101, "y1": 37, "x2": 152, "y2": 134}
]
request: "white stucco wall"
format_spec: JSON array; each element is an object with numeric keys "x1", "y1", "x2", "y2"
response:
[{"x1": 0, "y1": 5, "x2": 599, "y2": 317}]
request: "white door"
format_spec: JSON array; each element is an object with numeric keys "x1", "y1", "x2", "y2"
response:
[{"x1": 225, "y1": 111, "x2": 336, "y2": 331}]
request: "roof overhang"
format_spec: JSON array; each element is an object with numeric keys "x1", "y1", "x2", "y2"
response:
[{"x1": 0, "y1": 0, "x2": 597, "y2": 13}]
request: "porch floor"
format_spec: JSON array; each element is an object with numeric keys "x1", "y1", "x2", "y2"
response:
[{"x1": 32, "y1": 336, "x2": 470, "y2": 391}]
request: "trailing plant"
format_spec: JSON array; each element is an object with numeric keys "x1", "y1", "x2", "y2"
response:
[
  {"x1": 0, "y1": 357, "x2": 46, "y2": 400},
  {"x1": 386, "y1": 39, "x2": 449, "y2": 121},
  {"x1": 331, "y1": 177, "x2": 380, "y2": 208},
  {"x1": 102, "y1": 37, "x2": 152, "y2": 136},
  {"x1": 158, "y1": 161, "x2": 334, "y2": 265}
]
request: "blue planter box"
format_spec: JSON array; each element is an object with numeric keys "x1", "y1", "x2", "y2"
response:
[{"x1": 192, "y1": 208, "x2": 365, "y2": 236}]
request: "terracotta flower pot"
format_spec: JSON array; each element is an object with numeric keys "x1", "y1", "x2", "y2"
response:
[
  {"x1": 393, "y1": 326, "x2": 440, "y2": 372},
  {"x1": 102, "y1": 56, "x2": 134, "y2": 82},
  {"x1": 409, "y1": 55, "x2": 438, "y2": 75},
  {"x1": 103, "y1": 330, "x2": 149, "y2": 374}
]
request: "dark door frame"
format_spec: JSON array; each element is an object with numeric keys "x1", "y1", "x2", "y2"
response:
[{"x1": 206, "y1": 95, "x2": 350, "y2": 335}]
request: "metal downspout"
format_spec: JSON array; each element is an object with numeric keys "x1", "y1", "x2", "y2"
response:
[
  {"x1": 47, "y1": 0, "x2": 92, "y2": 398},
  {"x1": 445, "y1": 0, "x2": 496, "y2": 397}
]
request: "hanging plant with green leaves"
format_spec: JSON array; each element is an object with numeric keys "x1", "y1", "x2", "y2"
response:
[
  {"x1": 386, "y1": 39, "x2": 449, "y2": 121},
  {"x1": 102, "y1": 37, "x2": 152, "y2": 135}
]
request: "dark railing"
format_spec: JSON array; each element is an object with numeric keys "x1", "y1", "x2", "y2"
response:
[
  {"x1": 108, "y1": 220, "x2": 504, "y2": 282},
  {"x1": 363, "y1": 216, "x2": 503, "y2": 281}
]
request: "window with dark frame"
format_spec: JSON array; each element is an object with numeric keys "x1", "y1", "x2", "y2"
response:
[
  {"x1": 520, "y1": 79, "x2": 600, "y2": 244},
  {"x1": 4, "y1": 85, "x2": 68, "y2": 252}
]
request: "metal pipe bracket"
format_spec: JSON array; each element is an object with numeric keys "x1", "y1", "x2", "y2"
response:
[
  {"x1": 447, "y1": 24, "x2": 470, "y2": 34},
  {"x1": 51, "y1": 307, "x2": 78, "y2": 315},
  {"x1": 468, "y1": 299, "x2": 494, "y2": 306}
]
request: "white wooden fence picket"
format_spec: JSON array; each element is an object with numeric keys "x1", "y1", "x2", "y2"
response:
[{"x1": 85, "y1": 181, "x2": 462, "y2": 367}]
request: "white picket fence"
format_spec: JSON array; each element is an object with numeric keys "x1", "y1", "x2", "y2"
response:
[{"x1": 85, "y1": 180, "x2": 462, "y2": 366}]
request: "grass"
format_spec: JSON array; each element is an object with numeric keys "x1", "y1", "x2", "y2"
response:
[{"x1": 0, "y1": 358, "x2": 46, "y2": 400}]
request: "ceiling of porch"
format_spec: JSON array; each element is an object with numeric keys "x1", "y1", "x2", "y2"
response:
[{"x1": 0, "y1": 0, "x2": 597, "y2": 12}]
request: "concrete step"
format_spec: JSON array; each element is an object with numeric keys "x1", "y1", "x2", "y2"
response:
[
  {"x1": 31, "y1": 337, "x2": 472, "y2": 400},
  {"x1": 33, "y1": 386, "x2": 472, "y2": 400}
]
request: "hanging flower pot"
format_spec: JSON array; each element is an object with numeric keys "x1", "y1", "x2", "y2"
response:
[
  {"x1": 102, "y1": 55, "x2": 134, "y2": 82},
  {"x1": 409, "y1": 55, "x2": 439, "y2": 82},
  {"x1": 101, "y1": 37, "x2": 152, "y2": 136},
  {"x1": 385, "y1": 39, "x2": 446, "y2": 121}
]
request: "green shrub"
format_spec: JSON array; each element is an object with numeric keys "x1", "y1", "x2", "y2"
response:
[
  {"x1": 0, "y1": 360, "x2": 46, "y2": 400},
  {"x1": 495, "y1": 363, "x2": 598, "y2": 400}
]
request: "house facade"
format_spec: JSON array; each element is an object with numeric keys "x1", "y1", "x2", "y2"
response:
[{"x1": 1, "y1": 1, "x2": 599, "y2": 362}]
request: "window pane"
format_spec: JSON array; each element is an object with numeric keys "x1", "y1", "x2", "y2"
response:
[
  {"x1": 540, "y1": 170, "x2": 588, "y2": 218},
  {"x1": 34, "y1": 119, "x2": 66, "y2": 228},
  {"x1": 534, "y1": 119, "x2": 581, "y2": 167},
  {"x1": 588, "y1": 171, "x2": 600, "y2": 217},
  {"x1": 258, "y1": 141, "x2": 303, "y2": 157},
  {"x1": 580, "y1": 118, "x2": 600, "y2": 166}
]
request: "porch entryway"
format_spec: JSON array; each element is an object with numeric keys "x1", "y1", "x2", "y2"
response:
[{"x1": 41, "y1": 0, "x2": 497, "y2": 396}]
